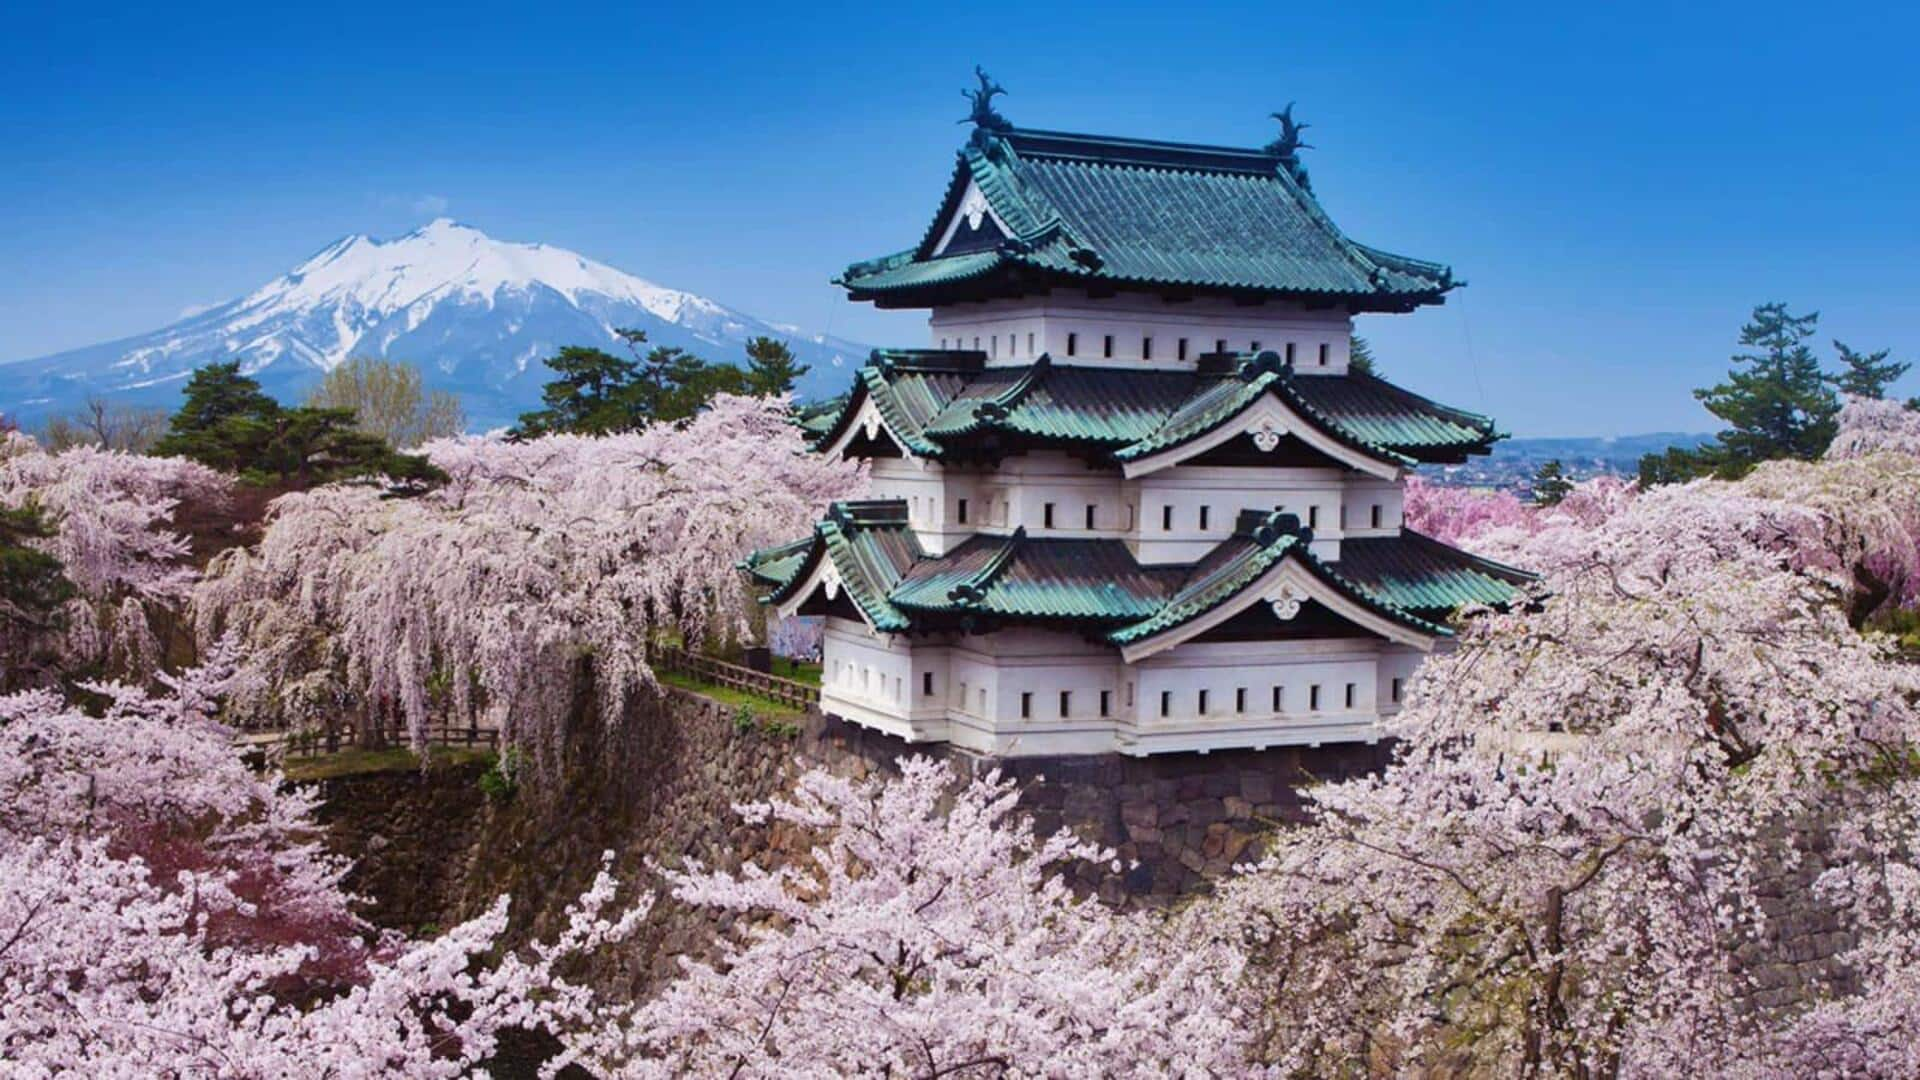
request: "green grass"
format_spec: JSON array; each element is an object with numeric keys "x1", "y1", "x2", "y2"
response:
[
  {"x1": 770, "y1": 657, "x2": 822, "y2": 686},
  {"x1": 282, "y1": 745, "x2": 496, "y2": 782},
  {"x1": 657, "y1": 669, "x2": 806, "y2": 717}
]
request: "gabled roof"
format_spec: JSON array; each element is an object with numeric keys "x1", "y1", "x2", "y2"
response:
[
  {"x1": 1107, "y1": 510, "x2": 1451, "y2": 648},
  {"x1": 745, "y1": 502, "x2": 1523, "y2": 645},
  {"x1": 1332, "y1": 529, "x2": 1535, "y2": 621},
  {"x1": 762, "y1": 500, "x2": 924, "y2": 632},
  {"x1": 839, "y1": 127, "x2": 1457, "y2": 311},
  {"x1": 805, "y1": 350, "x2": 1500, "y2": 467}
]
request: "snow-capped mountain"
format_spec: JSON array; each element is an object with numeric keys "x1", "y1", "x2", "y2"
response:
[{"x1": 1, "y1": 219, "x2": 871, "y2": 429}]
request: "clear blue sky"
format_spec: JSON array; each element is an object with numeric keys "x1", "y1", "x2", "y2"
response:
[{"x1": 4, "y1": 1, "x2": 1916, "y2": 436}]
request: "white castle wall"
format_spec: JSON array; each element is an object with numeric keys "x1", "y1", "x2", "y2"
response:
[
  {"x1": 865, "y1": 456, "x2": 1399, "y2": 564},
  {"x1": 818, "y1": 611, "x2": 1428, "y2": 757},
  {"x1": 929, "y1": 291, "x2": 1353, "y2": 375}
]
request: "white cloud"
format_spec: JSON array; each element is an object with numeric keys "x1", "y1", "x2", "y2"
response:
[{"x1": 412, "y1": 194, "x2": 451, "y2": 215}]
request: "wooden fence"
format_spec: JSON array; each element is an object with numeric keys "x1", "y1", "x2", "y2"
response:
[
  {"x1": 239, "y1": 722, "x2": 500, "y2": 760},
  {"x1": 649, "y1": 645, "x2": 820, "y2": 711}
]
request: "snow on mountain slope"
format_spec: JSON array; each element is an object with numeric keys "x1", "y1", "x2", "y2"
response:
[{"x1": 1, "y1": 220, "x2": 871, "y2": 430}]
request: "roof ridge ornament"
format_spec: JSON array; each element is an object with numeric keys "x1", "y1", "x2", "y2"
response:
[
  {"x1": 960, "y1": 66, "x2": 1011, "y2": 138},
  {"x1": 1264, "y1": 102, "x2": 1314, "y2": 192}
]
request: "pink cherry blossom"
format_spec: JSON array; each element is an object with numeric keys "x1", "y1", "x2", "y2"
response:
[
  {"x1": 549, "y1": 757, "x2": 1252, "y2": 1078},
  {"x1": 0, "y1": 430, "x2": 229, "y2": 682},
  {"x1": 192, "y1": 394, "x2": 866, "y2": 770}
]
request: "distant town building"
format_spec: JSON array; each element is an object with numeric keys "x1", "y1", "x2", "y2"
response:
[{"x1": 744, "y1": 81, "x2": 1529, "y2": 757}]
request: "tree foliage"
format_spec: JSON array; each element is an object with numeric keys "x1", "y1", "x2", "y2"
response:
[
  {"x1": 1640, "y1": 303, "x2": 1878, "y2": 484},
  {"x1": 1348, "y1": 334, "x2": 1377, "y2": 375},
  {"x1": 511, "y1": 329, "x2": 809, "y2": 438},
  {"x1": 0, "y1": 648, "x2": 649, "y2": 1076},
  {"x1": 155, "y1": 361, "x2": 443, "y2": 490},
  {"x1": 1, "y1": 431, "x2": 228, "y2": 686},
  {"x1": 305, "y1": 356, "x2": 466, "y2": 448},
  {"x1": 1235, "y1": 450, "x2": 1920, "y2": 1074},
  {"x1": 0, "y1": 499, "x2": 75, "y2": 690},
  {"x1": 1531, "y1": 459, "x2": 1572, "y2": 506},
  {"x1": 549, "y1": 758, "x2": 1250, "y2": 1077},
  {"x1": 742, "y1": 334, "x2": 810, "y2": 397},
  {"x1": 193, "y1": 395, "x2": 866, "y2": 771},
  {"x1": 1832, "y1": 340, "x2": 1910, "y2": 400}
]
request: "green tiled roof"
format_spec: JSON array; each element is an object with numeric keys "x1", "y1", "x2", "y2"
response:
[
  {"x1": 738, "y1": 535, "x2": 812, "y2": 591},
  {"x1": 840, "y1": 128, "x2": 1456, "y2": 310},
  {"x1": 1110, "y1": 365, "x2": 1283, "y2": 462},
  {"x1": 1333, "y1": 530, "x2": 1535, "y2": 621},
  {"x1": 891, "y1": 530, "x2": 1178, "y2": 621},
  {"x1": 763, "y1": 500, "x2": 924, "y2": 632},
  {"x1": 807, "y1": 351, "x2": 1498, "y2": 466},
  {"x1": 751, "y1": 502, "x2": 1511, "y2": 643},
  {"x1": 1290, "y1": 370, "x2": 1500, "y2": 459}
]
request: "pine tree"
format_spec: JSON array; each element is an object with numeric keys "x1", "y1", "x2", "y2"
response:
[
  {"x1": 513, "y1": 328, "x2": 770, "y2": 436},
  {"x1": 1642, "y1": 303, "x2": 1843, "y2": 485},
  {"x1": 511, "y1": 345, "x2": 644, "y2": 437},
  {"x1": 153, "y1": 361, "x2": 279, "y2": 461},
  {"x1": 743, "y1": 336, "x2": 811, "y2": 397},
  {"x1": 1691, "y1": 303, "x2": 1839, "y2": 476},
  {"x1": 155, "y1": 362, "x2": 440, "y2": 489},
  {"x1": 1348, "y1": 336, "x2": 1377, "y2": 376},
  {"x1": 1532, "y1": 459, "x2": 1573, "y2": 506},
  {"x1": 1831, "y1": 341, "x2": 1909, "y2": 400},
  {"x1": 0, "y1": 500, "x2": 75, "y2": 690}
]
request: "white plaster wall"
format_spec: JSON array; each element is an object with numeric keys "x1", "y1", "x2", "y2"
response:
[
  {"x1": 815, "y1": 615, "x2": 1423, "y2": 755},
  {"x1": 1376, "y1": 644, "x2": 1425, "y2": 718},
  {"x1": 1123, "y1": 638, "x2": 1388, "y2": 753},
  {"x1": 1132, "y1": 466, "x2": 1347, "y2": 563},
  {"x1": 929, "y1": 291, "x2": 1353, "y2": 374},
  {"x1": 944, "y1": 628, "x2": 1126, "y2": 756},
  {"x1": 819, "y1": 618, "x2": 924, "y2": 741},
  {"x1": 1340, "y1": 478, "x2": 1405, "y2": 537},
  {"x1": 870, "y1": 457, "x2": 1361, "y2": 563}
]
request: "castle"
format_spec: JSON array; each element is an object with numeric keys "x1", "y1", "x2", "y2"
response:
[{"x1": 743, "y1": 77, "x2": 1528, "y2": 758}]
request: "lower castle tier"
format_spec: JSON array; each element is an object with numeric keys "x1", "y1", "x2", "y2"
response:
[{"x1": 743, "y1": 349, "x2": 1532, "y2": 758}]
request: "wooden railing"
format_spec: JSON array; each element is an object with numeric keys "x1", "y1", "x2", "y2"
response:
[
  {"x1": 650, "y1": 645, "x2": 820, "y2": 711},
  {"x1": 240, "y1": 722, "x2": 500, "y2": 760}
]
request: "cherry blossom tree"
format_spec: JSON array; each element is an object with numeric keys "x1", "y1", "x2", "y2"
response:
[
  {"x1": 193, "y1": 394, "x2": 865, "y2": 770},
  {"x1": 1222, "y1": 460, "x2": 1920, "y2": 1076},
  {"x1": 0, "y1": 645, "x2": 653, "y2": 1076},
  {"x1": 1829, "y1": 394, "x2": 1920, "y2": 461},
  {"x1": 547, "y1": 757, "x2": 1250, "y2": 1078},
  {"x1": 0, "y1": 430, "x2": 229, "y2": 683},
  {"x1": 1400, "y1": 473, "x2": 1533, "y2": 546}
]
